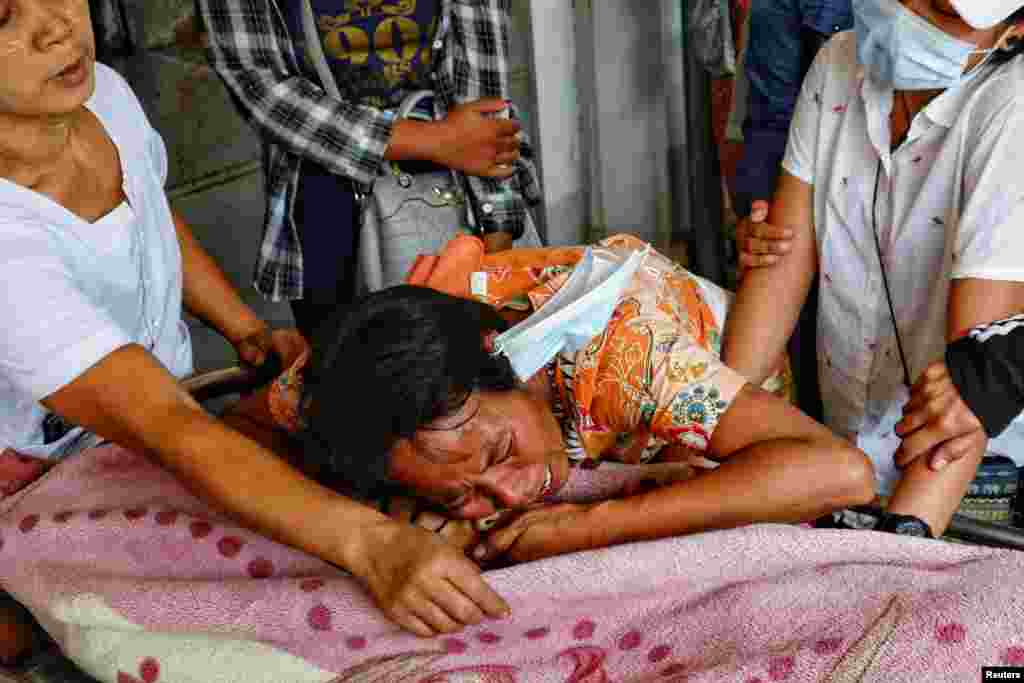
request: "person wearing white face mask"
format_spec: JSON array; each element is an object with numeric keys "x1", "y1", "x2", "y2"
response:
[{"x1": 723, "y1": 0, "x2": 1024, "y2": 539}]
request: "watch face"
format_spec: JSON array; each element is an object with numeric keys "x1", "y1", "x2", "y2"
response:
[
  {"x1": 877, "y1": 513, "x2": 933, "y2": 538},
  {"x1": 893, "y1": 518, "x2": 930, "y2": 537}
]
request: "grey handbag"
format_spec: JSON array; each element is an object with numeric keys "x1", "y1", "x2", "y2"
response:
[
  {"x1": 300, "y1": 0, "x2": 541, "y2": 293},
  {"x1": 355, "y1": 91, "x2": 471, "y2": 292}
]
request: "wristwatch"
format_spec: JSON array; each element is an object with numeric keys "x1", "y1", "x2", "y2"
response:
[{"x1": 875, "y1": 512, "x2": 935, "y2": 539}]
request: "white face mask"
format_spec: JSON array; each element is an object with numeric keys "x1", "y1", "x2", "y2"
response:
[
  {"x1": 491, "y1": 246, "x2": 649, "y2": 381},
  {"x1": 854, "y1": 0, "x2": 1002, "y2": 90}
]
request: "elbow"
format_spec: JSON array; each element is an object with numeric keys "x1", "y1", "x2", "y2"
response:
[{"x1": 826, "y1": 442, "x2": 876, "y2": 509}]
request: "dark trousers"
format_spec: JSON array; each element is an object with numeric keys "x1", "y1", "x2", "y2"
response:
[{"x1": 288, "y1": 165, "x2": 360, "y2": 342}]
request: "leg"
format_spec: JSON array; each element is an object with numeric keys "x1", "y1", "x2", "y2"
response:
[{"x1": 289, "y1": 165, "x2": 360, "y2": 341}]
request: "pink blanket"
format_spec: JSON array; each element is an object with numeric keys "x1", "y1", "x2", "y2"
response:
[{"x1": 2, "y1": 444, "x2": 1023, "y2": 682}]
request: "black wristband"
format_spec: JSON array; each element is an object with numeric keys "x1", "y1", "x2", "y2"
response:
[
  {"x1": 875, "y1": 512, "x2": 934, "y2": 539},
  {"x1": 945, "y1": 315, "x2": 1024, "y2": 439}
]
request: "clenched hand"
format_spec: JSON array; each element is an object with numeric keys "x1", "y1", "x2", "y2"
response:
[
  {"x1": 735, "y1": 200, "x2": 794, "y2": 271},
  {"x1": 435, "y1": 98, "x2": 522, "y2": 179},
  {"x1": 472, "y1": 503, "x2": 598, "y2": 565}
]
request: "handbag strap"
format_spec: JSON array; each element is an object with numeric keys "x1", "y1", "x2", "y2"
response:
[
  {"x1": 300, "y1": 1, "x2": 442, "y2": 198},
  {"x1": 395, "y1": 90, "x2": 437, "y2": 121},
  {"x1": 300, "y1": 0, "x2": 341, "y2": 100}
]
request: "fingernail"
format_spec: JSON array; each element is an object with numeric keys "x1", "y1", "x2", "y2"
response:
[
  {"x1": 473, "y1": 545, "x2": 486, "y2": 560},
  {"x1": 933, "y1": 458, "x2": 948, "y2": 471}
]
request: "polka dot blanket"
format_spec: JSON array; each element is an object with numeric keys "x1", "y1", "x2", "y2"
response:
[{"x1": 2, "y1": 444, "x2": 1023, "y2": 682}]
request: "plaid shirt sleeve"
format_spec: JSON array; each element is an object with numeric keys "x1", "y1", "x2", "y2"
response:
[
  {"x1": 197, "y1": 0, "x2": 394, "y2": 186},
  {"x1": 444, "y1": 0, "x2": 542, "y2": 238}
]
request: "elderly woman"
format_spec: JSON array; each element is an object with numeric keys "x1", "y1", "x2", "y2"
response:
[
  {"x1": 724, "y1": 0, "x2": 1024, "y2": 539},
  {"x1": 235, "y1": 235, "x2": 876, "y2": 564},
  {"x1": 0, "y1": 0, "x2": 511, "y2": 647}
]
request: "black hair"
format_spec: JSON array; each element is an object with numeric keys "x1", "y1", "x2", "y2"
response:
[
  {"x1": 991, "y1": 9, "x2": 1024, "y2": 63},
  {"x1": 297, "y1": 285, "x2": 518, "y2": 498}
]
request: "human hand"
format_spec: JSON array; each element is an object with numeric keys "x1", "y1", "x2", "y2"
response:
[
  {"x1": 471, "y1": 502, "x2": 597, "y2": 565},
  {"x1": 232, "y1": 325, "x2": 309, "y2": 371},
  {"x1": 384, "y1": 495, "x2": 481, "y2": 553},
  {"x1": 894, "y1": 361, "x2": 987, "y2": 472},
  {"x1": 347, "y1": 520, "x2": 510, "y2": 637},
  {"x1": 436, "y1": 98, "x2": 521, "y2": 179},
  {"x1": 735, "y1": 200, "x2": 794, "y2": 271},
  {"x1": 482, "y1": 231, "x2": 514, "y2": 253}
]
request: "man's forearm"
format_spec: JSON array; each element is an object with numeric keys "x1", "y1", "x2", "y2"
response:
[{"x1": 722, "y1": 173, "x2": 817, "y2": 385}]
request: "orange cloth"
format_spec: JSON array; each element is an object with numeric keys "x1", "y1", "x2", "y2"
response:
[{"x1": 403, "y1": 234, "x2": 485, "y2": 299}]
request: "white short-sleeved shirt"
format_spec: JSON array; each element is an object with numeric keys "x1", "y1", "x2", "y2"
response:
[
  {"x1": 0, "y1": 63, "x2": 192, "y2": 460},
  {"x1": 783, "y1": 32, "x2": 1024, "y2": 493}
]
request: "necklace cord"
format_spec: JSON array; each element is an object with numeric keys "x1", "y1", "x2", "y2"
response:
[{"x1": 871, "y1": 158, "x2": 913, "y2": 389}]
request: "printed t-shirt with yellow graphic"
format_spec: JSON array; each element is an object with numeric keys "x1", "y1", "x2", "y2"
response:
[{"x1": 306, "y1": 0, "x2": 440, "y2": 108}]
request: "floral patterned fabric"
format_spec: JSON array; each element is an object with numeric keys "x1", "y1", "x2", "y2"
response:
[
  {"x1": 269, "y1": 235, "x2": 792, "y2": 467},
  {"x1": 509, "y1": 235, "x2": 749, "y2": 465}
]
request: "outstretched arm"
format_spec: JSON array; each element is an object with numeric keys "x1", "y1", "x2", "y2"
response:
[
  {"x1": 43, "y1": 346, "x2": 510, "y2": 637},
  {"x1": 476, "y1": 383, "x2": 873, "y2": 564}
]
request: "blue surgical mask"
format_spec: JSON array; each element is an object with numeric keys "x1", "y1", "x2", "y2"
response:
[
  {"x1": 853, "y1": 0, "x2": 995, "y2": 90},
  {"x1": 491, "y1": 246, "x2": 648, "y2": 381}
]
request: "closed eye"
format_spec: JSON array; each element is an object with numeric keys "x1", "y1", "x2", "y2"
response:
[{"x1": 438, "y1": 483, "x2": 473, "y2": 512}]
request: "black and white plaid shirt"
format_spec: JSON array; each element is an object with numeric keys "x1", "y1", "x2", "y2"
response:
[{"x1": 198, "y1": 0, "x2": 542, "y2": 301}]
